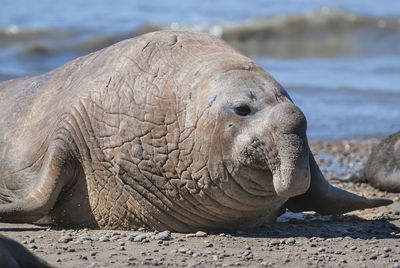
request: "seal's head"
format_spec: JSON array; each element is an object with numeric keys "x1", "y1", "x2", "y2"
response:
[{"x1": 204, "y1": 64, "x2": 311, "y2": 200}]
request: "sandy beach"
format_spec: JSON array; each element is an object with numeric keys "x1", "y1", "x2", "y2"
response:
[
  {"x1": 1, "y1": 1, "x2": 400, "y2": 267},
  {"x1": 1, "y1": 139, "x2": 399, "y2": 268}
]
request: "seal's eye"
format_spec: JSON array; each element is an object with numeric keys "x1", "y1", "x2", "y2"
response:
[{"x1": 233, "y1": 104, "x2": 252, "y2": 116}]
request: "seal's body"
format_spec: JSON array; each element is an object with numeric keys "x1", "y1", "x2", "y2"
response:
[{"x1": 0, "y1": 31, "x2": 391, "y2": 231}]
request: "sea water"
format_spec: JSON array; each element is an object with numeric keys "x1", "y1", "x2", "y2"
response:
[{"x1": 1, "y1": 0, "x2": 400, "y2": 140}]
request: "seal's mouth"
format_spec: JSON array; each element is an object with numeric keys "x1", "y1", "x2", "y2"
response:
[
  {"x1": 233, "y1": 136, "x2": 310, "y2": 198},
  {"x1": 223, "y1": 162, "x2": 278, "y2": 197}
]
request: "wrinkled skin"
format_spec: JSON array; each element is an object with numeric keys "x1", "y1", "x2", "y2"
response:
[
  {"x1": 0, "y1": 235, "x2": 51, "y2": 268},
  {"x1": 363, "y1": 131, "x2": 400, "y2": 192},
  {"x1": 0, "y1": 31, "x2": 391, "y2": 232}
]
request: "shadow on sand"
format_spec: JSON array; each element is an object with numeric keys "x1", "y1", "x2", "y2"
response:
[{"x1": 234, "y1": 212, "x2": 400, "y2": 240}]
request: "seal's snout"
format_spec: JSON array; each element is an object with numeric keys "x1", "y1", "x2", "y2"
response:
[{"x1": 268, "y1": 103, "x2": 310, "y2": 198}]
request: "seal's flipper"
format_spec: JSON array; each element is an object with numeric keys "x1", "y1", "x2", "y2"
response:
[
  {"x1": 0, "y1": 139, "x2": 78, "y2": 223},
  {"x1": 285, "y1": 153, "x2": 392, "y2": 215}
]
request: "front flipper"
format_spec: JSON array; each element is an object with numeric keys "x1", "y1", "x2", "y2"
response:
[
  {"x1": 0, "y1": 138, "x2": 79, "y2": 223},
  {"x1": 285, "y1": 152, "x2": 392, "y2": 215}
]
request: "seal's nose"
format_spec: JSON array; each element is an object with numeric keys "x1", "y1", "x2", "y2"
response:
[{"x1": 267, "y1": 102, "x2": 310, "y2": 198}]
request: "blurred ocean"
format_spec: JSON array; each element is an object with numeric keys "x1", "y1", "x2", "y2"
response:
[{"x1": 1, "y1": 0, "x2": 400, "y2": 140}]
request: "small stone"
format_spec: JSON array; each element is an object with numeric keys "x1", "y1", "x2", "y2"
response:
[
  {"x1": 204, "y1": 242, "x2": 213, "y2": 248},
  {"x1": 134, "y1": 234, "x2": 147, "y2": 242},
  {"x1": 155, "y1": 231, "x2": 171, "y2": 241},
  {"x1": 384, "y1": 247, "x2": 392, "y2": 252},
  {"x1": 68, "y1": 248, "x2": 76, "y2": 252},
  {"x1": 129, "y1": 233, "x2": 138, "y2": 238},
  {"x1": 79, "y1": 235, "x2": 93, "y2": 241},
  {"x1": 28, "y1": 244, "x2": 37, "y2": 249},
  {"x1": 185, "y1": 233, "x2": 196, "y2": 238},
  {"x1": 287, "y1": 238, "x2": 296, "y2": 245},
  {"x1": 339, "y1": 258, "x2": 347, "y2": 263},
  {"x1": 138, "y1": 227, "x2": 145, "y2": 231},
  {"x1": 244, "y1": 245, "x2": 251, "y2": 250},
  {"x1": 119, "y1": 242, "x2": 125, "y2": 246},
  {"x1": 196, "y1": 231, "x2": 208, "y2": 237},
  {"x1": 269, "y1": 239, "x2": 280, "y2": 246},
  {"x1": 243, "y1": 250, "x2": 251, "y2": 256},
  {"x1": 99, "y1": 236, "x2": 110, "y2": 242},
  {"x1": 178, "y1": 247, "x2": 189, "y2": 254},
  {"x1": 369, "y1": 253, "x2": 378, "y2": 260},
  {"x1": 58, "y1": 235, "x2": 73, "y2": 243},
  {"x1": 120, "y1": 246, "x2": 125, "y2": 251},
  {"x1": 90, "y1": 252, "x2": 97, "y2": 256}
]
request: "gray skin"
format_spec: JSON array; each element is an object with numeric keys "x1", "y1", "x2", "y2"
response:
[
  {"x1": 0, "y1": 235, "x2": 51, "y2": 268},
  {"x1": 0, "y1": 31, "x2": 392, "y2": 232},
  {"x1": 363, "y1": 131, "x2": 400, "y2": 192}
]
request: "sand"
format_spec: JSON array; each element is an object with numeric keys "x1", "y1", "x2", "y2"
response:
[{"x1": 1, "y1": 139, "x2": 399, "y2": 268}]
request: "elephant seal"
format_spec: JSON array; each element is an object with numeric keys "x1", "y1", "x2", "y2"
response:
[
  {"x1": 363, "y1": 131, "x2": 400, "y2": 192},
  {"x1": 0, "y1": 235, "x2": 51, "y2": 268},
  {"x1": 0, "y1": 31, "x2": 391, "y2": 231}
]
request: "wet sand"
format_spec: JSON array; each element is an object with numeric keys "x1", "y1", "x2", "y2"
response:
[{"x1": 1, "y1": 139, "x2": 399, "y2": 268}]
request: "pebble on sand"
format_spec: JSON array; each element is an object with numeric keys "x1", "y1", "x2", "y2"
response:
[
  {"x1": 155, "y1": 231, "x2": 171, "y2": 241},
  {"x1": 58, "y1": 235, "x2": 73, "y2": 243},
  {"x1": 134, "y1": 234, "x2": 147, "y2": 242},
  {"x1": 196, "y1": 231, "x2": 208, "y2": 237},
  {"x1": 99, "y1": 236, "x2": 110, "y2": 242}
]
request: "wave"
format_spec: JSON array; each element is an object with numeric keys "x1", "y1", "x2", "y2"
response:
[
  {"x1": 141, "y1": 7, "x2": 400, "y2": 57},
  {"x1": 1, "y1": 8, "x2": 400, "y2": 59}
]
